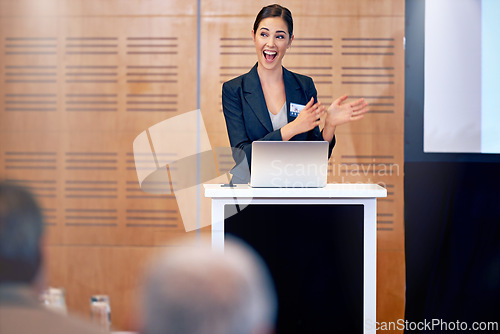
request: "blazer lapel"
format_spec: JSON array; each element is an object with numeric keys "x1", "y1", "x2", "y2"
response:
[
  {"x1": 242, "y1": 64, "x2": 274, "y2": 133},
  {"x1": 283, "y1": 67, "x2": 305, "y2": 123}
]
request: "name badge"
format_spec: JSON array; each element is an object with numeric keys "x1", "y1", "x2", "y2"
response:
[{"x1": 290, "y1": 102, "x2": 306, "y2": 117}]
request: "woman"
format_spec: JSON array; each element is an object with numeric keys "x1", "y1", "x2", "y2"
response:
[{"x1": 222, "y1": 4, "x2": 368, "y2": 183}]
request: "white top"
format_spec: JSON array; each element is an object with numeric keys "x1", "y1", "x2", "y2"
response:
[
  {"x1": 268, "y1": 103, "x2": 287, "y2": 131},
  {"x1": 204, "y1": 183, "x2": 387, "y2": 199}
]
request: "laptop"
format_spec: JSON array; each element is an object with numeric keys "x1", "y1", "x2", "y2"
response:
[{"x1": 250, "y1": 141, "x2": 328, "y2": 188}]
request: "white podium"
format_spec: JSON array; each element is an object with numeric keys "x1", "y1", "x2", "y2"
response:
[{"x1": 204, "y1": 183, "x2": 387, "y2": 334}]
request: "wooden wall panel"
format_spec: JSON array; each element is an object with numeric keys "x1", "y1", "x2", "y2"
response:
[
  {"x1": 44, "y1": 236, "x2": 212, "y2": 331},
  {"x1": 0, "y1": 0, "x2": 196, "y2": 17},
  {"x1": 0, "y1": 0, "x2": 59, "y2": 17},
  {"x1": 377, "y1": 250, "x2": 406, "y2": 327},
  {"x1": 1, "y1": 0, "x2": 405, "y2": 331},
  {"x1": 0, "y1": 0, "x2": 203, "y2": 329},
  {"x1": 58, "y1": 0, "x2": 196, "y2": 16},
  {"x1": 44, "y1": 245, "x2": 152, "y2": 330},
  {"x1": 0, "y1": 13, "x2": 199, "y2": 246},
  {"x1": 201, "y1": 0, "x2": 404, "y2": 17}
]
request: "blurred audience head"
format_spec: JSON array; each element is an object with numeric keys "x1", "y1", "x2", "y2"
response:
[
  {"x1": 140, "y1": 238, "x2": 277, "y2": 334},
  {"x1": 0, "y1": 181, "x2": 44, "y2": 284}
]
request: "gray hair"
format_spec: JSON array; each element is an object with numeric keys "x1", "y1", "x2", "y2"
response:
[
  {"x1": 140, "y1": 238, "x2": 277, "y2": 334},
  {"x1": 0, "y1": 181, "x2": 44, "y2": 283}
]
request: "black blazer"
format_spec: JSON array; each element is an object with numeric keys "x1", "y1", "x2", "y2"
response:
[{"x1": 222, "y1": 64, "x2": 335, "y2": 181}]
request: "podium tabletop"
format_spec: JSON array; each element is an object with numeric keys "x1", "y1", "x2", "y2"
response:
[{"x1": 204, "y1": 183, "x2": 387, "y2": 199}]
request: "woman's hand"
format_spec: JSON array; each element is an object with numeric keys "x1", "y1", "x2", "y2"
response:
[
  {"x1": 321, "y1": 95, "x2": 369, "y2": 142},
  {"x1": 281, "y1": 97, "x2": 325, "y2": 141},
  {"x1": 325, "y1": 95, "x2": 369, "y2": 127}
]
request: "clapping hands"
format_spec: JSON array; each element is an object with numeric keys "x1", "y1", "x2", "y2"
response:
[
  {"x1": 281, "y1": 95, "x2": 369, "y2": 142},
  {"x1": 281, "y1": 97, "x2": 325, "y2": 141},
  {"x1": 325, "y1": 95, "x2": 369, "y2": 128},
  {"x1": 320, "y1": 95, "x2": 369, "y2": 142}
]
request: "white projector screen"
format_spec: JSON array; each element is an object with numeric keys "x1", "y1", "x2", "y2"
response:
[{"x1": 424, "y1": 0, "x2": 500, "y2": 153}]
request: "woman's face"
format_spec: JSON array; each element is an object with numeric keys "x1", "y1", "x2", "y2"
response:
[{"x1": 252, "y1": 17, "x2": 293, "y2": 71}]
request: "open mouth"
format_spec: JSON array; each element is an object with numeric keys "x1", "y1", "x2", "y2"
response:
[{"x1": 263, "y1": 50, "x2": 277, "y2": 62}]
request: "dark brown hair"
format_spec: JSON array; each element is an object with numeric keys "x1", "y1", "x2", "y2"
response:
[{"x1": 253, "y1": 4, "x2": 293, "y2": 36}]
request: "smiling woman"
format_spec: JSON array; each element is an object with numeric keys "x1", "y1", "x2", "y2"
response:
[
  {"x1": 252, "y1": 6, "x2": 293, "y2": 73},
  {"x1": 221, "y1": 4, "x2": 369, "y2": 183}
]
